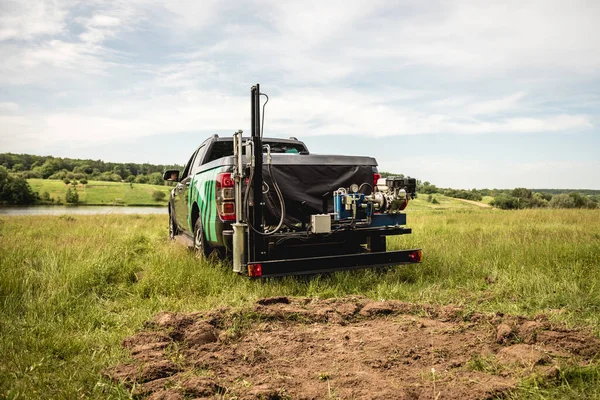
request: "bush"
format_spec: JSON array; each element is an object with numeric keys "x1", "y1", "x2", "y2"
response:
[
  {"x1": 152, "y1": 191, "x2": 166, "y2": 202},
  {"x1": 444, "y1": 189, "x2": 483, "y2": 201},
  {"x1": 491, "y1": 194, "x2": 520, "y2": 210},
  {"x1": 65, "y1": 188, "x2": 79, "y2": 204},
  {"x1": 63, "y1": 178, "x2": 71, "y2": 185},
  {"x1": 79, "y1": 179, "x2": 87, "y2": 185},
  {"x1": 420, "y1": 181, "x2": 439, "y2": 194},
  {"x1": 549, "y1": 193, "x2": 598, "y2": 209},
  {"x1": 135, "y1": 175, "x2": 150, "y2": 184},
  {"x1": 20, "y1": 170, "x2": 42, "y2": 179},
  {"x1": 148, "y1": 172, "x2": 163, "y2": 186},
  {"x1": 0, "y1": 166, "x2": 36, "y2": 205},
  {"x1": 40, "y1": 191, "x2": 51, "y2": 202}
]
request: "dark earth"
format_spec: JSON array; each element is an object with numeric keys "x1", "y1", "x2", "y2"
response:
[{"x1": 106, "y1": 297, "x2": 600, "y2": 399}]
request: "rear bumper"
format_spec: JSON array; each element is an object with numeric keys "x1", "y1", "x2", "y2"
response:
[{"x1": 247, "y1": 248, "x2": 422, "y2": 278}]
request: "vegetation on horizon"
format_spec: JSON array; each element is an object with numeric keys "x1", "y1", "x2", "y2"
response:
[
  {"x1": 1, "y1": 159, "x2": 598, "y2": 208},
  {"x1": 0, "y1": 152, "x2": 182, "y2": 183},
  {"x1": 1, "y1": 209, "x2": 598, "y2": 398},
  {"x1": 27, "y1": 179, "x2": 171, "y2": 206},
  {"x1": 377, "y1": 172, "x2": 599, "y2": 209}
]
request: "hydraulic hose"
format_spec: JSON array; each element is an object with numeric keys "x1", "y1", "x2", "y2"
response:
[{"x1": 244, "y1": 151, "x2": 286, "y2": 236}]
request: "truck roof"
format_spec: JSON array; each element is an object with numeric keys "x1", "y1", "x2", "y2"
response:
[{"x1": 203, "y1": 134, "x2": 306, "y2": 145}]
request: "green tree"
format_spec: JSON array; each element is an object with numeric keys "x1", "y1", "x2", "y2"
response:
[
  {"x1": 65, "y1": 188, "x2": 79, "y2": 204},
  {"x1": 148, "y1": 172, "x2": 163, "y2": 186},
  {"x1": 491, "y1": 194, "x2": 520, "y2": 210},
  {"x1": 549, "y1": 194, "x2": 576, "y2": 209},
  {"x1": 40, "y1": 191, "x2": 51, "y2": 202},
  {"x1": 39, "y1": 159, "x2": 62, "y2": 179},
  {"x1": 0, "y1": 166, "x2": 36, "y2": 205},
  {"x1": 135, "y1": 175, "x2": 150, "y2": 184},
  {"x1": 511, "y1": 188, "x2": 532, "y2": 199}
]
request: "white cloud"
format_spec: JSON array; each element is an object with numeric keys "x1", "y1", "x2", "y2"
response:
[
  {"x1": 88, "y1": 14, "x2": 121, "y2": 27},
  {"x1": 264, "y1": 88, "x2": 591, "y2": 137},
  {"x1": 0, "y1": 102, "x2": 19, "y2": 112},
  {"x1": 0, "y1": 84, "x2": 590, "y2": 157},
  {"x1": 466, "y1": 92, "x2": 527, "y2": 116},
  {"x1": 0, "y1": 2, "x2": 141, "y2": 85},
  {"x1": 156, "y1": 0, "x2": 224, "y2": 32},
  {"x1": 0, "y1": 0, "x2": 67, "y2": 41},
  {"x1": 322, "y1": 0, "x2": 600, "y2": 73}
]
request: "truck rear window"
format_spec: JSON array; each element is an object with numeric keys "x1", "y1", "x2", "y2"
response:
[{"x1": 206, "y1": 140, "x2": 307, "y2": 163}]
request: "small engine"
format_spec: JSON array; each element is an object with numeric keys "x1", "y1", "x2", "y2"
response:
[{"x1": 332, "y1": 176, "x2": 416, "y2": 222}]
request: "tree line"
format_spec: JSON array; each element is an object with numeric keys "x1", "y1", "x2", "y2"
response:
[
  {"x1": 359, "y1": 172, "x2": 599, "y2": 210},
  {"x1": 417, "y1": 181, "x2": 599, "y2": 210},
  {"x1": 0, "y1": 153, "x2": 183, "y2": 205},
  {"x1": 1, "y1": 161, "x2": 598, "y2": 208},
  {"x1": 0, "y1": 153, "x2": 182, "y2": 185}
]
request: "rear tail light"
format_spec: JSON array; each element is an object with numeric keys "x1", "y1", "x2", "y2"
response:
[
  {"x1": 216, "y1": 172, "x2": 236, "y2": 221},
  {"x1": 408, "y1": 250, "x2": 422, "y2": 263},
  {"x1": 248, "y1": 263, "x2": 262, "y2": 277}
]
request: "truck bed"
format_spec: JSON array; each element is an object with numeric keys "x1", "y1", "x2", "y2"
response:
[{"x1": 257, "y1": 154, "x2": 377, "y2": 226}]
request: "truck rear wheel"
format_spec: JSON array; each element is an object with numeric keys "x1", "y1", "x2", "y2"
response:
[{"x1": 194, "y1": 219, "x2": 211, "y2": 258}]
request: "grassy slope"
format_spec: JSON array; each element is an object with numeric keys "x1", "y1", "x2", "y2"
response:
[
  {"x1": 1, "y1": 209, "x2": 599, "y2": 398},
  {"x1": 27, "y1": 179, "x2": 171, "y2": 206},
  {"x1": 407, "y1": 193, "x2": 483, "y2": 210}
]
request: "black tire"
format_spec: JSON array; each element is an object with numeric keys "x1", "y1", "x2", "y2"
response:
[
  {"x1": 193, "y1": 218, "x2": 211, "y2": 258},
  {"x1": 169, "y1": 209, "x2": 178, "y2": 240}
]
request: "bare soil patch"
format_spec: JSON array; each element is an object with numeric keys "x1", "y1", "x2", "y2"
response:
[{"x1": 106, "y1": 297, "x2": 600, "y2": 399}]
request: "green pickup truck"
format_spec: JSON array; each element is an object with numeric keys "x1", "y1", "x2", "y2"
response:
[{"x1": 164, "y1": 84, "x2": 421, "y2": 277}]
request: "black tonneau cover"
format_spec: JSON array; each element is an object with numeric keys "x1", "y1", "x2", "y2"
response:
[{"x1": 262, "y1": 154, "x2": 377, "y2": 225}]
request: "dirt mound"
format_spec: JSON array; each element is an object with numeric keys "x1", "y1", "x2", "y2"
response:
[{"x1": 106, "y1": 297, "x2": 600, "y2": 399}]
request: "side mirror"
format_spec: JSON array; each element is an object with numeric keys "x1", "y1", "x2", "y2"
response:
[{"x1": 163, "y1": 170, "x2": 180, "y2": 182}]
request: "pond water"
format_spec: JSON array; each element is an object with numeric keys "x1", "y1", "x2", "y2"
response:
[{"x1": 0, "y1": 206, "x2": 167, "y2": 216}]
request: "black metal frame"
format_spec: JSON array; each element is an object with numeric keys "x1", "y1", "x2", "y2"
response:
[
  {"x1": 249, "y1": 249, "x2": 422, "y2": 278},
  {"x1": 249, "y1": 84, "x2": 265, "y2": 262},
  {"x1": 244, "y1": 83, "x2": 421, "y2": 278}
]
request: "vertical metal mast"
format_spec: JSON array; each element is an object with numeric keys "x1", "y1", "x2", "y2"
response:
[{"x1": 250, "y1": 84, "x2": 264, "y2": 262}]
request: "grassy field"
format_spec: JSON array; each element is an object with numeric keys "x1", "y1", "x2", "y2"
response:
[
  {"x1": 408, "y1": 193, "x2": 490, "y2": 210},
  {"x1": 27, "y1": 179, "x2": 172, "y2": 206},
  {"x1": 1, "y1": 208, "x2": 599, "y2": 398}
]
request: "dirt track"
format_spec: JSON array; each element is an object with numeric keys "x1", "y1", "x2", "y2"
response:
[
  {"x1": 454, "y1": 198, "x2": 492, "y2": 208},
  {"x1": 107, "y1": 297, "x2": 600, "y2": 399}
]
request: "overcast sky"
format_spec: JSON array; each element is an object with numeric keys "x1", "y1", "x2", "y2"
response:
[{"x1": 1, "y1": 0, "x2": 599, "y2": 189}]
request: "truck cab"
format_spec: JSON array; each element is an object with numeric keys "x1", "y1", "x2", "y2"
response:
[{"x1": 167, "y1": 135, "x2": 310, "y2": 255}]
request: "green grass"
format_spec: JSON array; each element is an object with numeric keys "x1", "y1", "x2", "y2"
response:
[
  {"x1": 482, "y1": 195, "x2": 495, "y2": 205},
  {"x1": 407, "y1": 194, "x2": 483, "y2": 210},
  {"x1": 27, "y1": 179, "x2": 171, "y2": 206},
  {"x1": 1, "y1": 209, "x2": 599, "y2": 398}
]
